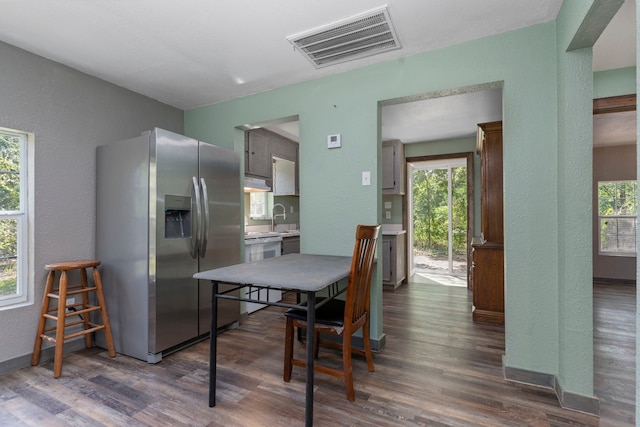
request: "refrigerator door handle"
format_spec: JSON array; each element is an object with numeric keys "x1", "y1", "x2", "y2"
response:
[
  {"x1": 191, "y1": 176, "x2": 202, "y2": 259},
  {"x1": 199, "y1": 177, "x2": 210, "y2": 257}
]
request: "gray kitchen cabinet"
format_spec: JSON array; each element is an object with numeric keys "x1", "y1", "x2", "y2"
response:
[
  {"x1": 382, "y1": 139, "x2": 405, "y2": 195},
  {"x1": 382, "y1": 232, "x2": 406, "y2": 290},
  {"x1": 270, "y1": 131, "x2": 298, "y2": 195},
  {"x1": 269, "y1": 132, "x2": 297, "y2": 162},
  {"x1": 282, "y1": 235, "x2": 300, "y2": 254},
  {"x1": 245, "y1": 131, "x2": 271, "y2": 179},
  {"x1": 245, "y1": 128, "x2": 298, "y2": 195}
]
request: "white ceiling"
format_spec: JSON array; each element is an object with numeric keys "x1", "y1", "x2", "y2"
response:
[
  {"x1": 0, "y1": 0, "x2": 635, "y2": 145},
  {"x1": 381, "y1": 87, "x2": 504, "y2": 143},
  {"x1": 594, "y1": 110, "x2": 637, "y2": 146}
]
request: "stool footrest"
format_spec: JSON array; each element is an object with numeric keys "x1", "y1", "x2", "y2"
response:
[
  {"x1": 64, "y1": 324, "x2": 105, "y2": 340},
  {"x1": 47, "y1": 286, "x2": 98, "y2": 299},
  {"x1": 39, "y1": 324, "x2": 105, "y2": 343},
  {"x1": 42, "y1": 318, "x2": 97, "y2": 332},
  {"x1": 42, "y1": 305, "x2": 101, "y2": 319},
  {"x1": 64, "y1": 305, "x2": 100, "y2": 318}
]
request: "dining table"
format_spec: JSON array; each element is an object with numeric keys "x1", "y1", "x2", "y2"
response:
[{"x1": 194, "y1": 253, "x2": 353, "y2": 427}]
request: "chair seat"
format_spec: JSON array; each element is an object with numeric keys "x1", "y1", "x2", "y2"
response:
[
  {"x1": 283, "y1": 224, "x2": 380, "y2": 401},
  {"x1": 284, "y1": 299, "x2": 345, "y2": 327}
]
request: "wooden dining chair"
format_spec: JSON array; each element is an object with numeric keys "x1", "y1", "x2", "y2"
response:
[{"x1": 283, "y1": 224, "x2": 381, "y2": 401}]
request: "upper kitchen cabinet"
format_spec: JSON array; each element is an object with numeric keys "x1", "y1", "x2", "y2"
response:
[
  {"x1": 273, "y1": 156, "x2": 296, "y2": 196},
  {"x1": 268, "y1": 130, "x2": 297, "y2": 162},
  {"x1": 245, "y1": 128, "x2": 299, "y2": 195},
  {"x1": 245, "y1": 130, "x2": 271, "y2": 179},
  {"x1": 382, "y1": 139, "x2": 405, "y2": 195}
]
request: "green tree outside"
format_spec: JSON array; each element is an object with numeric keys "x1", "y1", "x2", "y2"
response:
[
  {"x1": 598, "y1": 180, "x2": 638, "y2": 253},
  {"x1": 0, "y1": 132, "x2": 21, "y2": 296},
  {"x1": 412, "y1": 166, "x2": 467, "y2": 259}
]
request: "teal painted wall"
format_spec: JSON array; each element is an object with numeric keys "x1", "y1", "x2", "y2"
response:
[
  {"x1": 593, "y1": 66, "x2": 636, "y2": 98},
  {"x1": 186, "y1": 13, "x2": 597, "y2": 399},
  {"x1": 554, "y1": 0, "x2": 596, "y2": 398}
]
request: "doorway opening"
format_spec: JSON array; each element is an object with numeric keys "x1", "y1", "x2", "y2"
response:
[{"x1": 407, "y1": 156, "x2": 469, "y2": 287}]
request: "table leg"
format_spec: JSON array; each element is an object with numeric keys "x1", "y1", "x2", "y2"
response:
[
  {"x1": 209, "y1": 281, "x2": 219, "y2": 407},
  {"x1": 305, "y1": 291, "x2": 316, "y2": 427}
]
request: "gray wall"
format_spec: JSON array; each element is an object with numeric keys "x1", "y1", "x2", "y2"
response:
[
  {"x1": 593, "y1": 144, "x2": 637, "y2": 282},
  {"x1": 0, "y1": 41, "x2": 183, "y2": 369}
]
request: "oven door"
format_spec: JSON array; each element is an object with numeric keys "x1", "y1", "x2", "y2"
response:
[{"x1": 244, "y1": 237, "x2": 283, "y2": 313}]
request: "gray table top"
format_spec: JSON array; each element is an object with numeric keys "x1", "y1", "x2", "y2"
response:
[{"x1": 194, "y1": 253, "x2": 352, "y2": 292}]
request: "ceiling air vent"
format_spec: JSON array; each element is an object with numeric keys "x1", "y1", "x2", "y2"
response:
[{"x1": 287, "y1": 6, "x2": 401, "y2": 68}]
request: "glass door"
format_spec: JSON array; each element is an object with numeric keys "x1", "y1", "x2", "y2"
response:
[{"x1": 408, "y1": 159, "x2": 467, "y2": 278}]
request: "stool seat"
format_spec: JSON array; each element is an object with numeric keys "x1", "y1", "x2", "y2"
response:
[
  {"x1": 32, "y1": 259, "x2": 115, "y2": 377},
  {"x1": 45, "y1": 260, "x2": 101, "y2": 271}
]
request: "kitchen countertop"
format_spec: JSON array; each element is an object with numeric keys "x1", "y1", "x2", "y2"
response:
[
  {"x1": 244, "y1": 230, "x2": 299, "y2": 239},
  {"x1": 382, "y1": 224, "x2": 406, "y2": 235},
  {"x1": 382, "y1": 229, "x2": 406, "y2": 235}
]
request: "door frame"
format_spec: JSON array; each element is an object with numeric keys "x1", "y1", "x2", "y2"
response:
[{"x1": 404, "y1": 152, "x2": 475, "y2": 289}]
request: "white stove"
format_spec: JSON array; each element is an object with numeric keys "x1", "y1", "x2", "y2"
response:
[{"x1": 244, "y1": 232, "x2": 283, "y2": 313}]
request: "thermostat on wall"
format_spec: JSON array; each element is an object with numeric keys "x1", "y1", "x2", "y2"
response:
[{"x1": 327, "y1": 134, "x2": 341, "y2": 149}]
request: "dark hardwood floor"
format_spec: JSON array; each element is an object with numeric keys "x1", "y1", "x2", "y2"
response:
[{"x1": 0, "y1": 281, "x2": 634, "y2": 426}]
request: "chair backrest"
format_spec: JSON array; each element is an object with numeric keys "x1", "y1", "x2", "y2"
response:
[{"x1": 343, "y1": 224, "x2": 381, "y2": 329}]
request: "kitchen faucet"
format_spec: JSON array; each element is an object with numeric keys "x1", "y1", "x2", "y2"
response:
[{"x1": 272, "y1": 203, "x2": 287, "y2": 231}]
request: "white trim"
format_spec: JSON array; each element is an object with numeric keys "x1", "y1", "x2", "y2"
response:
[
  {"x1": 0, "y1": 127, "x2": 33, "y2": 310},
  {"x1": 407, "y1": 158, "x2": 468, "y2": 276}
]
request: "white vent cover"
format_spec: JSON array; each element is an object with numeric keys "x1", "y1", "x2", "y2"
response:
[{"x1": 287, "y1": 6, "x2": 401, "y2": 68}]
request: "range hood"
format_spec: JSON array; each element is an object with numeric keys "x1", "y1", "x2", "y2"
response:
[{"x1": 244, "y1": 177, "x2": 271, "y2": 192}]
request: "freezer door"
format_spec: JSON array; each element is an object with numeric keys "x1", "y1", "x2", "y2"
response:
[
  {"x1": 198, "y1": 141, "x2": 241, "y2": 334},
  {"x1": 152, "y1": 129, "x2": 200, "y2": 354}
]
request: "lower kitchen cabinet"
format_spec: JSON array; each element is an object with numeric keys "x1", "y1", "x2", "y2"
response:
[
  {"x1": 471, "y1": 242, "x2": 504, "y2": 324},
  {"x1": 282, "y1": 235, "x2": 300, "y2": 254},
  {"x1": 382, "y1": 232, "x2": 406, "y2": 290}
]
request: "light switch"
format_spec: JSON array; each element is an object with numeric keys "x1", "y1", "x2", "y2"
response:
[
  {"x1": 384, "y1": 201, "x2": 392, "y2": 209},
  {"x1": 362, "y1": 171, "x2": 371, "y2": 186},
  {"x1": 385, "y1": 211, "x2": 391, "y2": 219}
]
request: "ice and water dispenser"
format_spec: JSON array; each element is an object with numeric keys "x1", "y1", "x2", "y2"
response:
[{"x1": 164, "y1": 195, "x2": 192, "y2": 239}]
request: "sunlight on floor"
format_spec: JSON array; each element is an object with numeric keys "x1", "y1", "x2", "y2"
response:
[{"x1": 411, "y1": 271, "x2": 467, "y2": 287}]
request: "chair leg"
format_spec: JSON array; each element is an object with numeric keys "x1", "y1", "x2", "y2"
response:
[
  {"x1": 342, "y1": 333, "x2": 355, "y2": 401},
  {"x1": 363, "y1": 317, "x2": 375, "y2": 372},
  {"x1": 283, "y1": 317, "x2": 294, "y2": 382}
]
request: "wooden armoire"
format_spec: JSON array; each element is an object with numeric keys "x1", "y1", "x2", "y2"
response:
[{"x1": 471, "y1": 121, "x2": 504, "y2": 324}]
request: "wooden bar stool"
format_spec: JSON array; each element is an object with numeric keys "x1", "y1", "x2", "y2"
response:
[{"x1": 31, "y1": 259, "x2": 115, "y2": 377}]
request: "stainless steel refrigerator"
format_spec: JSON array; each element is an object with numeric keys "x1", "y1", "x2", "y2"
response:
[{"x1": 96, "y1": 128, "x2": 241, "y2": 363}]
